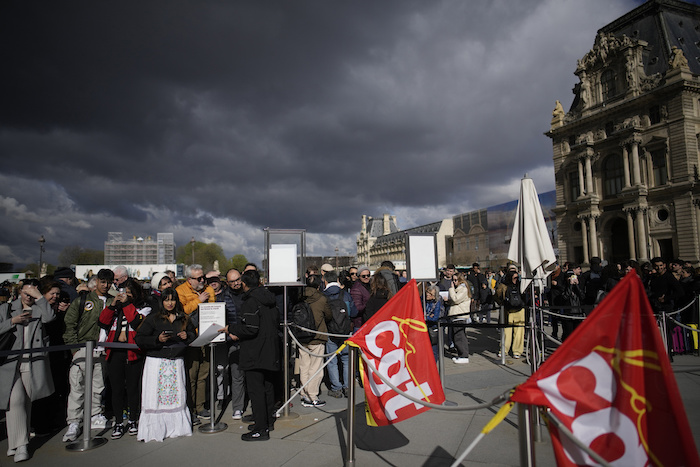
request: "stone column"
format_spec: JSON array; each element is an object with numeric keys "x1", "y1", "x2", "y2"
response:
[
  {"x1": 625, "y1": 209, "x2": 636, "y2": 260},
  {"x1": 631, "y1": 138, "x2": 642, "y2": 186},
  {"x1": 578, "y1": 159, "x2": 585, "y2": 196},
  {"x1": 635, "y1": 208, "x2": 646, "y2": 261},
  {"x1": 580, "y1": 216, "x2": 590, "y2": 265},
  {"x1": 621, "y1": 144, "x2": 631, "y2": 188},
  {"x1": 588, "y1": 216, "x2": 599, "y2": 258},
  {"x1": 585, "y1": 156, "x2": 594, "y2": 195}
]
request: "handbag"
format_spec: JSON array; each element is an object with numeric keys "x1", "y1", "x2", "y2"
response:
[
  {"x1": 0, "y1": 302, "x2": 17, "y2": 364},
  {"x1": 428, "y1": 326, "x2": 439, "y2": 346}
]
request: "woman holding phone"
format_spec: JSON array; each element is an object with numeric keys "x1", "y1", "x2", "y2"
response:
[
  {"x1": 448, "y1": 272, "x2": 472, "y2": 364},
  {"x1": 99, "y1": 279, "x2": 150, "y2": 439},
  {"x1": 134, "y1": 287, "x2": 195, "y2": 442},
  {"x1": 0, "y1": 279, "x2": 55, "y2": 462}
]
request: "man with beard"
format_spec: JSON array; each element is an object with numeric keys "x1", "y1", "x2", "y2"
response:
[
  {"x1": 218, "y1": 268, "x2": 246, "y2": 419},
  {"x1": 176, "y1": 264, "x2": 215, "y2": 424},
  {"x1": 220, "y1": 269, "x2": 280, "y2": 441}
]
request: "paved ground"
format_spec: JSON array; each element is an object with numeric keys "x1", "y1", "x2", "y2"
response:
[{"x1": 2, "y1": 324, "x2": 699, "y2": 466}]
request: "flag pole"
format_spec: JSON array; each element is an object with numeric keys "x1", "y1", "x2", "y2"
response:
[
  {"x1": 518, "y1": 403, "x2": 536, "y2": 467},
  {"x1": 345, "y1": 345, "x2": 357, "y2": 466}
]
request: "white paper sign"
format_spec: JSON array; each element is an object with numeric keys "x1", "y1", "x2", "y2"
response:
[
  {"x1": 190, "y1": 323, "x2": 225, "y2": 347},
  {"x1": 197, "y1": 303, "x2": 226, "y2": 343},
  {"x1": 269, "y1": 243, "x2": 298, "y2": 284},
  {"x1": 408, "y1": 235, "x2": 437, "y2": 280}
]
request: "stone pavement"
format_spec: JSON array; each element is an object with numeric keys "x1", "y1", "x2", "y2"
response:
[{"x1": 2, "y1": 325, "x2": 699, "y2": 466}]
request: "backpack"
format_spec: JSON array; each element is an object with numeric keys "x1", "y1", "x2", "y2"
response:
[
  {"x1": 291, "y1": 302, "x2": 317, "y2": 344},
  {"x1": 583, "y1": 271, "x2": 603, "y2": 305},
  {"x1": 326, "y1": 292, "x2": 353, "y2": 337},
  {"x1": 505, "y1": 286, "x2": 524, "y2": 310}
]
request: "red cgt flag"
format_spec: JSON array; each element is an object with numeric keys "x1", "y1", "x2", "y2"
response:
[
  {"x1": 347, "y1": 279, "x2": 445, "y2": 426},
  {"x1": 511, "y1": 272, "x2": 700, "y2": 466}
]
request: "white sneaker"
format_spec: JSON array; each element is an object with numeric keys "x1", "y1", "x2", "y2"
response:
[
  {"x1": 7, "y1": 448, "x2": 16, "y2": 456},
  {"x1": 62, "y1": 422, "x2": 81, "y2": 442},
  {"x1": 232, "y1": 410, "x2": 243, "y2": 420},
  {"x1": 452, "y1": 357, "x2": 470, "y2": 364},
  {"x1": 14, "y1": 445, "x2": 28, "y2": 462},
  {"x1": 90, "y1": 414, "x2": 110, "y2": 429}
]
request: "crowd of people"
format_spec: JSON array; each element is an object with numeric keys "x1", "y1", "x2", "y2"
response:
[{"x1": 1, "y1": 256, "x2": 698, "y2": 460}]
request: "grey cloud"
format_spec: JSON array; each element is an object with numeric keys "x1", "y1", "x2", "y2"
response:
[{"x1": 1, "y1": 0, "x2": 652, "y2": 267}]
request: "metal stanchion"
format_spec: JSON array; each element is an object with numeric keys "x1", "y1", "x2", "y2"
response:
[
  {"x1": 660, "y1": 311, "x2": 669, "y2": 355},
  {"x1": 199, "y1": 342, "x2": 227, "y2": 433},
  {"x1": 279, "y1": 285, "x2": 298, "y2": 420},
  {"x1": 518, "y1": 403, "x2": 536, "y2": 467},
  {"x1": 66, "y1": 340, "x2": 108, "y2": 451},
  {"x1": 345, "y1": 346, "x2": 356, "y2": 466},
  {"x1": 438, "y1": 318, "x2": 445, "y2": 387},
  {"x1": 500, "y1": 306, "x2": 506, "y2": 365}
]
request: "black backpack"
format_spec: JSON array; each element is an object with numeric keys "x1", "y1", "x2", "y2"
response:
[
  {"x1": 326, "y1": 291, "x2": 353, "y2": 337},
  {"x1": 291, "y1": 302, "x2": 317, "y2": 344},
  {"x1": 505, "y1": 286, "x2": 524, "y2": 310},
  {"x1": 583, "y1": 271, "x2": 603, "y2": 305}
]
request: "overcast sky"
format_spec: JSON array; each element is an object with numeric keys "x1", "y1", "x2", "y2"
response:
[{"x1": 1, "y1": 0, "x2": 659, "y2": 269}]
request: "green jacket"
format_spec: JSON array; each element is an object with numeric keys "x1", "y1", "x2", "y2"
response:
[{"x1": 63, "y1": 291, "x2": 114, "y2": 345}]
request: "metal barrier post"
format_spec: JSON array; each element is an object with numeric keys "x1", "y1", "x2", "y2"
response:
[
  {"x1": 66, "y1": 340, "x2": 107, "y2": 451},
  {"x1": 280, "y1": 285, "x2": 298, "y2": 420},
  {"x1": 438, "y1": 318, "x2": 445, "y2": 388},
  {"x1": 199, "y1": 342, "x2": 227, "y2": 433},
  {"x1": 518, "y1": 403, "x2": 536, "y2": 467},
  {"x1": 345, "y1": 346, "x2": 356, "y2": 466},
  {"x1": 500, "y1": 306, "x2": 506, "y2": 365},
  {"x1": 660, "y1": 311, "x2": 669, "y2": 355}
]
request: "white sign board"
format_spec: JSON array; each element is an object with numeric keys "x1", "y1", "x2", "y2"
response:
[
  {"x1": 407, "y1": 235, "x2": 438, "y2": 280},
  {"x1": 197, "y1": 303, "x2": 226, "y2": 343},
  {"x1": 268, "y1": 243, "x2": 298, "y2": 284}
]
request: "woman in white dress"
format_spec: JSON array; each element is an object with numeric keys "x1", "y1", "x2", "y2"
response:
[{"x1": 134, "y1": 287, "x2": 195, "y2": 442}]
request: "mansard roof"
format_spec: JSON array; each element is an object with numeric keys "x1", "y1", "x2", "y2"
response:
[
  {"x1": 366, "y1": 216, "x2": 399, "y2": 238},
  {"x1": 373, "y1": 221, "x2": 442, "y2": 246},
  {"x1": 600, "y1": 0, "x2": 700, "y2": 76}
]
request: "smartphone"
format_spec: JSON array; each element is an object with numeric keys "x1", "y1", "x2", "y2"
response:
[{"x1": 162, "y1": 330, "x2": 174, "y2": 336}]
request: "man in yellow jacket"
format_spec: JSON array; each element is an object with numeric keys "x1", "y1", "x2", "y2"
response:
[{"x1": 176, "y1": 264, "x2": 215, "y2": 424}]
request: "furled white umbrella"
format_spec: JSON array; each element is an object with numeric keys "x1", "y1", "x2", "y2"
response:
[{"x1": 507, "y1": 175, "x2": 557, "y2": 293}]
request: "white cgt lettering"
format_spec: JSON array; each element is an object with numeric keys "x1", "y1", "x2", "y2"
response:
[
  {"x1": 537, "y1": 352, "x2": 646, "y2": 465},
  {"x1": 366, "y1": 321, "x2": 410, "y2": 397},
  {"x1": 364, "y1": 319, "x2": 434, "y2": 420}
]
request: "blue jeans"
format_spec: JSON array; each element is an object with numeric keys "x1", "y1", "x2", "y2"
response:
[{"x1": 326, "y1": 339, "x2": 349, "y2": 390}]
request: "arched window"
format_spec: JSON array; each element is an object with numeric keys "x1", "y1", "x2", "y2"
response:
[
  {"x1": 602, "y1": 69, "x2": 617, "y2": 100},
  {"x1": 603, "y1": 154, "x2": 624, "y2": 197}
]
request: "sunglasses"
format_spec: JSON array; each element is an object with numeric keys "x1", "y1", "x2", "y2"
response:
[
  {"x1": 190, "y1": 275, "x2": 205, "y2": 281},
  {"x1": 360, "y1": 274, "x2": 370, "y2": 278},
  {"x1": 350, "y1": 272, "x2": 357, "y2": 276}
]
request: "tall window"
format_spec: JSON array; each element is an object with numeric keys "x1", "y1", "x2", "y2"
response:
[
  {"x1": 602, "y1": 69, "x2": 618, "y2": 100},
  {"x1": 651, "y1": 150, "x2": 668, "y2": 186},
  {"x1": 603, "y1": 154, "x2": 624, "y2": 197},
  {"x1": 569, "y1": 171, "x2": 581, "y2": 201}
]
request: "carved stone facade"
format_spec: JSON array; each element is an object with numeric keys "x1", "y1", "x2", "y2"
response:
[
  {"x1": 369, "y1": 219, "x2": 454, "y2": 271},
  {"x1": 548, "y1": 0, "x2": 700, "y2": 265},
  {"x1": 356, "y1": 214, "x2": 399, "y2": 267}
]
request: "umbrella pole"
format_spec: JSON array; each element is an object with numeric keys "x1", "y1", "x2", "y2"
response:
[{"x1": 529, "y1": 279, "x2": 542, "y2": 442}]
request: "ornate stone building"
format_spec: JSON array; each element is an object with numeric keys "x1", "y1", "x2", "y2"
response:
[
  {"x1": 356, "y1": 214, "x2": 399, "y2": 267},
  {"x1": 548, "y1": 0, "x2": 700, "y2": 265},
  {"x1": 370, "y1": 219, "x2": 453, "y2": 271}
]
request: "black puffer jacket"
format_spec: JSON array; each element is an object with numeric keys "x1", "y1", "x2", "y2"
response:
[{"x1": 230, "y1": 286, "x2": 280, "y2": 371}]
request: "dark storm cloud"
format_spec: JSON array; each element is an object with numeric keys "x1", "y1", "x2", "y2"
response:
[{"x1": 1, "y1": 0, "x2": 646, "y2": 266}]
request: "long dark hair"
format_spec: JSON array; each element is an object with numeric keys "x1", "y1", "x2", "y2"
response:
[
  {"x1": 158, "y1": 287, "x2": 186, "y2": 323},
  {"x1": 370, "y1": 273, "x2": 393, "y2": 298},
  {"x1": 123, "y1": 278, "x2": 147, "y2": 309}
]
